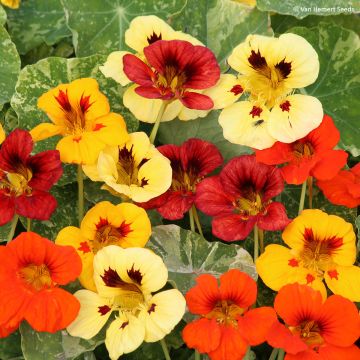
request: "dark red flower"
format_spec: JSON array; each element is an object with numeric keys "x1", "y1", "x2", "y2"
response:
[
  {"x1": 317, "y1": 162, "x2": 360, "y2": 208},
  {"x1": 123, "y1": 40, "x2": 220, "y2": 110},
  {"x1": 139, "y1": 138, "x2": 223, "y2": 220},
  {"x1": 0, "y1": 129, "x2": 62, "y2": 225},
  {"x1": 195, "y1": 155, "x2": 290, "y2": 241},
  {"x1": 255, "y1": 115, "x2": 348, "y2": 184}
]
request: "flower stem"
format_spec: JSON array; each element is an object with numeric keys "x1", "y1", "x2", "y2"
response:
[
  {"x1": 277, "y1": 349, "x2": 285, "y2": 360},
  {"x1": 254, "y1": 224, "x2": 259, "y2": 262},
  {"x1": 26, "y1": 218, "x2": 31, "y2": 232},
  {"x1": 195, "y1": 350, "x2": 201, "y2": 360},
  {"x1": 7, "y1": 214, "x2": 19, "y2": 243},
  {"x1": 160, "y1": 338, "x2": 171, "y2": 360},
  {"x1": 189, "y1": 207, "x2": 195, "y2": 232},
  {"x1": 77, "y1": 165, "x2": 84, "y2": 226},
  {"x1": 192, "y1": 205, "x2": 204, "y2": 237},
  {"x1": 269, "y1": 348, "x2": 279, "y2": 360},
  {"x1": 149, "y1": 101, "x2": 168, "y2": 144},
  {"x1": 259, "y1": 228, "x2": 264, "y2": 254},
  {"x1": 307, "y1": 176, "x2": 313, "y2": 209},
  {"x1": 298, "y1": 180, "x2": 307, "y2": 215}
]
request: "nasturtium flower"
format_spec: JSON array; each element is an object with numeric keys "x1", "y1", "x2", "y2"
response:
[
  {"x1": 219, "y1": 33, "x2": 323, "y2": 149},
  {"x1": 56, "y1": 201, "x2": 151, "y2": 291},
  {"x1": 0, "y1": 129, "x2": 62, "y2": 226},
  {"x1": 195, "y1": 155, "x2": 290, "y2": 241},
  {"x1": 82, "y1": 132, "x2": 172, "y2": 202},
  {"x1": 0, "y1": 0, "x2": 20, "y2": 9},
  {"x1": 256, "y1": 209, "x2": 360, "y2": 301},
  {"x1": 139, "y1": 138, "x2": 223, "y2": 220},
  {"x1": 0, "y1": 124, "x2": 5, "y2": 144},
  {"x1": 317, "y1": 163, "x2": 360, "y2": 208},
  {"x1": 267, "y1": 284, "x2": 360, "y2": 360},
  {"x1": 182, "y1": 269, "x2": 277, "y2": 360},
  {"x1": 0, "y1": 232, "x2": 81, "y2": 337},
  {"x1": 255, "y1": 115, "x2": 348, "y2": 184},
  {"x1": 67, "y1": 246, "x2": 185, "y2": 360},
  {"x1": 30, "y1": 78, "x2": 129, "y2": 165}
]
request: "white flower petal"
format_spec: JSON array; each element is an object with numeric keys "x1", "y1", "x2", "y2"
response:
[{"x1": 100, "y1": 51, "x2": 132, "y2": 86}]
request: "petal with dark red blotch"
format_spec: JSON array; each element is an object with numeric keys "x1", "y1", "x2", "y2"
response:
[
  {"x1": 257, "y1": 202, "x2": 290, "y2": 231},
  {"x1": 219, "y1": 269, "x2": 257, "y2": 308},
  {"x1": 180, "y1": 92, "x2": 214, "y2": 110},
  {"x1": 135, "y1": 85, "x2": 169, "y2": 99},
  {"x1": 318, "y1": 345, "x2": 360, "y2": 360},
  {"x1": 157, "y1": 190, "x2": 195, "y2": 220},
  {"x1": 122, "y1": 54, "x2": 154, "y2": 86},
  {"x1": 195, "y1": 176, "x2": 235, "y2": 217},
  {"x1": 237, "y1": 307, "x2": 278, "y2": 345},
  {"x1": 281, "y1": 160, "x2": 315, "y2": 185},
  {"x1": 0, "y1": 192, "x2": 15, "y2": 226},
  {"x1": 255, "y1": 141, "x2": 293, "y2": 165},
  {"x1": 27, "y1": 150, "x2": 63, "y2": 191},
  {"x1": 212, "y1": 214, "x2": 256, "y2": 242},
  {"x1": 208, "y1": 325, "x2": 248, "y2": 360},
  {"x1": 15, "y1": 191, "x2": 57, "y2": 220},
  {"x1": 180, "y1": 138, "x2": 223, "y2": 178},
  {"x1": 24, "y1": 287, "x2": 80, "y2": 332},
  {"x1": 185, "y1": 274, "x2": 220, "y2": 315},
  {"x1": 182, "y1": 318, "x2": 221, "y2": 354},
  {"x1": 311, "y1": 149, "x2": 348, "y2": 181},
  {"x1": 0, "y1": 129, "x2": 33, "y2": 172},
  {"x1": 267, "y1": 321, "x2": 308, "y2": 355}
]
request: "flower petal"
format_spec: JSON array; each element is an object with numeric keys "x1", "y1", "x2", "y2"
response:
[
  {"x1": 212, "y1": 214, "x2": 256, "y2": 241},
  {"x1": 0, "y1": 192, "x2": 15, "y2": 226},
  {"x1": 180, "y1": 92, "x2": 214, "y2": 110},
  {"x1": 123, "y1": 54, "x2": 154, "y2": 86},
  {"x1": 99, "y1": 51, "x2": 132, "y2": 86},
  {"x1": 257, "y1": 202, "x2": 291, "y2": 231}
]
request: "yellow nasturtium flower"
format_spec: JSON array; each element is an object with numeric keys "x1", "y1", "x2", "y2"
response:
[
  {"x1": 56, "y1": 201, "x2": 151, "y2": 291},
  {"x1": 0, "y1": 124, "x2": 5, "y2": 144},
  {"x1": 1, "y1": 0, "x2": 20, "y2": 9},
  {"x1": 82, "y1": 132, "x2": 172, "y2": 202},
  {"x1": 256, "y1": 209, "x2": 360, "y2": 301},
  {"x1": 30, "y1": 78, "x2": 129, "y2": 165},
  {"x1": 67, "y1": 246, "x2": 186, "y2": 360}
]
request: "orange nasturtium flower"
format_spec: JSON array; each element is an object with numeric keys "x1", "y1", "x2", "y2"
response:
[
  {"x1": 256, "y1": 209, "x2": 360, "y2": 301},
  {"x1": 30, "y1": 78, "x2": 129, "y2": 165},
  {"x1": 0, "y1": 124, "x2": 5, "y2": 144},
  {"x1": 0, "y1": 232, "x2": 81, "y2": 337},
  {"x1": 267, "y1": 284, "x2": 360, "y2": 359},
  {"x1": 56, "y1": 201, "x2": 151, "y2": 291},
  {"x1": 0, "y1": 0, "x2": 20, "y2": 9},
  {"x1": 182, "y1": 269, "x2": 277, "y2": 360}
]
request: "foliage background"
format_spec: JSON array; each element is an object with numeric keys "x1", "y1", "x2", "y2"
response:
[{"x1": 0, "y1": 0, "x2": 359, "y2": 359}]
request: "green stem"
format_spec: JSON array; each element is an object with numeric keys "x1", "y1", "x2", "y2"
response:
[
  {"x1": 167, "y1": 279, "x2": 178, "y2": 290},
  {"x1": 298, "y1": 180, "x2": 307, "y2": 215},
  {"x1": 194, "y1": 350, "x2": 201, "y2": 360},
  {"x1": 26, "y1": 218, "x2": 31, "y2": 232},
  {"x1": 160, "y1": 338, "x2": 171, "y2": 360},
  {"x1": 77, "y1": 165, "x2": 84, "y2": 226},
  {"x1": 277, "y1": 349, "x2": 285, "y2": 360},
  {"x1": 269, "y1": 348, "x2": 279, "y2": 360},
  {"x1": 192, "y1": 206, "x2": 204, "y2": 237},
  {"x1": 259, "y1": 228, "x2": 264, "y2": 254},
  {"x1": 149, "y1": 101, "x2": 168, "y2": 144},
  {"x1": 254, "y1": 224, "x2": 259, "y2": 262},
  {"x1": 307, "y1": 176, "x2": 313, "y2": 209},
  {"x1": 189, "y1": 207, "x2": 195, "y2": 232},
  {"x1": 7, "y1": 214, "x2": 19, "y2": 243}
]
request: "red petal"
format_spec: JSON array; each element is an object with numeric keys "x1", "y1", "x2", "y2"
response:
[
  {"x1": 255, "y1": 141, "x2": 293, "y2": 165},
  {"x1": 180, "y1": 92, "x2": 214, "y2": 110},
  {"x1": 158, "y1": 144, "x2": 181, "y2": 161},
  {"x1": 219, "y1": 269, "x2": 257, "y2": 308},
  {"x1": 0, "y1": 322, "x2": 19, "y2": 338},
  {"x1": 15, "y1": 191, "x2": 57, "y2": 220},
  {"x1": 281, "y1": 160, "x2": 314, "y2": 185},
  {"x1": 135, "y1": 85, "x2": 168, "y2": 99},
  {"x1": 182, "y1": 318, "x2": 221, "y2": 353},
  {"x1": 136, "y1": 191, "x2": 169, "y2": 210},
  {"x1": 122, "y1": 54, "x2": 154, "y2": 86},
  {"x1": 0, "y1": 193, "x2": 15, "y2": 226},
  {"x1": 257, "y1": 202, "x2": 291, "y2": 231},
  {"x1": 237, "y1": 307, "x2": 277, "y2": 345},
  {"x1": 157, "y1": 190, "x2": 195, "y2": 220}
]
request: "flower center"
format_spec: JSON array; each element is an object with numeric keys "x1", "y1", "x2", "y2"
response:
[
  {"x1": 19, "y1": 264, "x2": 52, "y2": 291},
  {"x1": 205, "y1": 300, "x2": 245, "y2": 327},
  {"x1": 235, "y1": 186, "x2": 266, "y2": 216},
  {"x1": 290, "y1": 320, "x2": 324, "y2": 347},
  {"x1": 292, "y1": 142, "x2": 314, "y2": 160},
  {"x1": 0, "y1": 167, "x2": 32, "y2": 196},
  {"x1": 155, "y1": 65, "x2": 187, "y2": 96}
]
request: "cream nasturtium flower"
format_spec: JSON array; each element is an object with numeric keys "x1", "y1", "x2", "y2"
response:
[
  {"x1": 82, "y1": 132, "x2": 172, "y2": 202},
  {"x1": 67, "y1": 246, "x2": 186, "y2": 360},
  {"x1": 100, "y1": 15, "x2": 228, "y2": 122},
  {"x1": 218, "y1": 33, "x2": 323, "y2": 149}
]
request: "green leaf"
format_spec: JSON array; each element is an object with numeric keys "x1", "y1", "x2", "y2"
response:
[
  {"x1": 158, "y1": 111, "x2": 252, "y2": 162},
  {"x1": 0, "y1": 330, "x2": 22, "y2": 360},
  {"x1": 5, "y1": 0, "x2": 71, "y2": 54},
  {"x1": 0, "y1": 5, "x2": 6, "y2": 25},
  {"x1": 289, "y1": 22, "x2": 360, "y2": 156},
  {"x1": 0, "y1": 26, "x2": 20, "y2": 106},
  {"x1": 257, "y1": 0, "x2": 357, "y2": 19},
  {"x1": 148, "y1": 225, "x2": 256, "y2": 297}
]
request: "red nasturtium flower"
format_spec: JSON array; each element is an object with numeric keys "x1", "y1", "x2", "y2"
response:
[
  {"x1": 0, "y1": 129, "x2": 62, "y2": 226},
  {"x1": 0, "y1": 232, "x2": 81, "y2": 337},
  {"x1": 139, "y1": 138, "x2": 223, "y2": 220},
  {"x1": 123, "y1": 39, "x2": 220, "y2": 110},
  {"x1": 267, "y1": 283, "x2": 360, "y2": 360},
  {"x1": 255, "y1": 115, "x2": 348, "y2": 184},
  {"x1": 182, "y1": 269, "x2": 277, "y2": 360},
  {"x1": 317, "y1": 163, "x2": 360, "y2": 208},
  {"x1": 195, "y1": 155, "x2": 290, "y2": 241}
]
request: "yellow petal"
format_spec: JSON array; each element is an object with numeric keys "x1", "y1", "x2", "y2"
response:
[
  {"x1": 218, "y1": 100, "x2": 275, "y2": 149},
  {"x1": 139, "y1": 289, "x2": 186, "y2": 342},
  {"x1": 178, "y1": 106, "x2": 209, "y2": 121},
  {"x1": 1, "y1": 0, "x2": 20, "y2": 9},
  {"x1": 172, "y1": 30, "x2": 204, "y2": 46},
  {"x1": 268, "y1": 94, "x2": 323, "y2": 143},
  {"x1": 67, "y1": 289, "x2": 113, "y2": 339},
  {"x1": 0, "y1": 124, "x2": 5, "y2": 144},
  {"x1": 97, "y1": 150, "x2": 119, "y2": 185},
  {"x1": 324, "y1": 265, "x2": 360, "y2": 301},
  {"x1": 30, "y1": 123, "x2": 63, "y2": 142},
  {"x1": 82, "y1": 163, "x2": 102, "y2": 181},
  {"x1": 99, "y1": 51, "x2": 132, "y2": 86}
]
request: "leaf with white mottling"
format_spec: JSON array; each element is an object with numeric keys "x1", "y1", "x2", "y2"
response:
[{"x1": 0, "y1": 5, "x2": 6, "y2": 25}]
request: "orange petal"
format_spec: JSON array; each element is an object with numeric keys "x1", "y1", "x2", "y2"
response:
[{"x1": 318, "y1": 344, "x2": 360, "y2": 360}]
